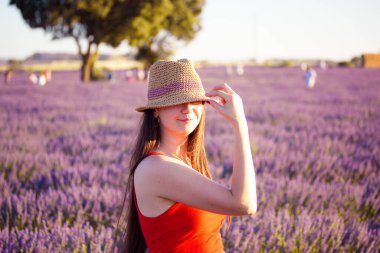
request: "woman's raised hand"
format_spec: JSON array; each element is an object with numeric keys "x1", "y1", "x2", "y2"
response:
[{"x1": 205, "y1": 83, "x2": 246, "y2": 128}]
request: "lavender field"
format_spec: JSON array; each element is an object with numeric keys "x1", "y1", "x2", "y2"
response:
[{"x1": 1, "y1": 67, "x2": 379, "y2": 252}]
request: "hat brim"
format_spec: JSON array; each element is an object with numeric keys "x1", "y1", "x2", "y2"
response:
[{"x1": 135, "y1": 96, "x2": 211, "y2": 112}]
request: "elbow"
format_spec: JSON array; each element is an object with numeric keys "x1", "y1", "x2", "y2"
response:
[
  {"x1": 229, "y1": 190, "x2": 258, "y2": 215},
  {"x1": 244, "y1": 203, "x2": 257, "y2": 215},
  {"x1": 242, "y1": 195, "x2": 258, "y2": 215},
  {"x1": 238, "y1": 202, "x2": 257, "y2": 215},
  {"x1": 247, "y1": 204, "x2": 257, "y2": 215}
]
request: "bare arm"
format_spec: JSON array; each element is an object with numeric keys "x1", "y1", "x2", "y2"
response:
[
  {"x1": 230, "y1": 119, "x2": 257, "y2": 213},
  {"x1": 206, "y1": 83, "x2": 257, "y2": 214}
]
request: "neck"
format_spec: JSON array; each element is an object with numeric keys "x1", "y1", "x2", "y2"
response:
[{"x1": 157, "y1": 135, "x2": 189, "y2": 162}]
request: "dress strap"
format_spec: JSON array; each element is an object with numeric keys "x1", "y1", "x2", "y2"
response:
[{"x1": 148, "y1": 151, "x2": 164, "y2": 156}]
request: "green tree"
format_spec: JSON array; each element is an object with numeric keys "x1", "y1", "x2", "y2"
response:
[
  {"x1": 131, "y1": 0, "x2": 204, "y2": 68},
  {"x1": 10, "y1": 0, "x2": 204, "y2": 81}
]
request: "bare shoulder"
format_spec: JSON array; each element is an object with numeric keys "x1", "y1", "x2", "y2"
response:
[
  {"x1": 134, "y1": 154, "x2": 203, "y2": 196},
  {"x1": 134, "y1": 154, "x2": 187, "y2": 188},
  {"x1": 134, "y1": 154, "x2": 182, "y2": 178},
  {"x1": 134, "y1": 155, "x2": 161, "y2": 175},
  {"x1": 133, "y1": 155, "x2": 193, "y2": 209}
]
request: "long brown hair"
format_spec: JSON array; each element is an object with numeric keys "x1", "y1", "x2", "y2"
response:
[{"x1": 116, "y1": 105, "x2": 211, "y2": 253}]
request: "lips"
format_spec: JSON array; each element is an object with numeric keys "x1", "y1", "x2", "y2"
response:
[{"x1": 178, "y1": 118, "x2": 194, "y2": 122}]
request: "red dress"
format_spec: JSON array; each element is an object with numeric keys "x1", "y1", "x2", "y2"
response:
[{"x1": 134, "y1": 152, "x2": 226, "y2": 253}]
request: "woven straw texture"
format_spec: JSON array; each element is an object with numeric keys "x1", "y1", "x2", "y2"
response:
[{"x1": 136, "y1": 59, "x2": 209, "y2": 112}]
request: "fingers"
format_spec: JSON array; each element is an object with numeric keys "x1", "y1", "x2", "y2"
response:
[
  {"x1": 213, "y1": 83, "x2": 235, "y2": 94},
  {"x1": 205, "y1": 83, "x2": 235, "y2": 101},
  {"x1": 205, "y1": 89, "x2": 230, "y2": 101},
  {"x1": 207, "y1": 99, "x2": 225, "y2": 113},
  {"x1": 205, "y1": 83, "x2": 244, "y2": 126}
]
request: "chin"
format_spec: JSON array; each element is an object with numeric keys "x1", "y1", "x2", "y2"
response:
[{"x1": 176, "y1": 124, "x2": 198, "y2": 135}]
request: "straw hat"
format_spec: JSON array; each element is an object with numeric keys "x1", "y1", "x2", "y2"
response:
[{"x1": 135, "y1": 59, "x2": 209, "y2": 112}]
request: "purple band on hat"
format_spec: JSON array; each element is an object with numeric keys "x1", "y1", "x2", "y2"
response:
[{"x1": 148, "y1": 82, "x2": 203, "y2": 99}]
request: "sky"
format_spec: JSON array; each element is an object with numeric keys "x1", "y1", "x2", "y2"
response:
[{"x1": 1, "y1": 0, "x2": 380, "y2": 62}]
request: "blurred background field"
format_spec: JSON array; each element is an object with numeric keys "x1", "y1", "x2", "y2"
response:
[{"x1": 1, "y1": 67, "x2": 379, "y2": 252}]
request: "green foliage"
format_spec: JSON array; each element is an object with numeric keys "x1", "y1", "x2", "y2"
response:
[
  {"x1": 10, "y1": 0, "x2": 205, "y2": 79},
  {"x1": 135, "y1": 44, "x2": 174, "y2": 68},
  {"x1": 337, "y1": 61, "x2": 355, "y2": 68},
  {"x1": 291, "y1": 233, "x2": 303, "y2": 253},
  {"x1": 7, "y1": 59, "x2": 23, "y2": 71},
  {"x1": 358, "y1": 201, "x2": 379, "y2": 222},
  {"x1": 128, "y1": 0, "x2": 205, "y2": 67},
  {"x1": 91, "y1": 68, "x2": 106, "y2": 81},
  {"x1": 280, "y1": 60, "x2": 295, "y2": 67},
  {"x1": 350, "y1": 56, "x2": 362, "y2": 67},
  {"x1": 0, "y1": 161, "x2": 13, "y2": 180}
]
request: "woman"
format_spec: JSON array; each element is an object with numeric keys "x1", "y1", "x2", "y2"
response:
[{"x1": 118, "y1": 59, "x2": 257, "y2": 253}]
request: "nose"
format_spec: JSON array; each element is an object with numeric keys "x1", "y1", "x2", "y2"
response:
[{"x1": 181, "y1": 103, "x2": 192, "y2": 113}]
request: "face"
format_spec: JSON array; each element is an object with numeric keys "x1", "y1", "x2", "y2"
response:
[{"x1": 155, "y1": 101, "x2": 204, "y2": 137}]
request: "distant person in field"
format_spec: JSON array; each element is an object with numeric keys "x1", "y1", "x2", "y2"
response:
[
  {"x1": 28, "y1": 72, "x2": 38, "y2": 85},
  {"x1": 4, "y1": 69, "x2": 13, "y2": 84},
  {"x1": 320, "y1": 60, "x2": 327, "y2": 70},
  {"x1": 236, "y1": 64, "x2": 244, "y2": 76},
  {"x1": 45, "y1": 70, "x2": 52, "y2": 82},
  {"x1": 125, "y1": 69, "x2": 134, "y2": 82},
  {"x1": 137, "y1": 68, "x2": 145, "y2": 81},
  {"x1": 118, "y1": 59, "x2": 257, "y2": 253},
  {"x1": 225, "y1": 64, "x2": 233, "y2": 78},
  {"x1": 38, "y1": 70, "x2": 48, "y2": 86},
  {"x1": 105, "y1": 69, "x2": 113, "y2": 82},
  {"x1": 304, "y1": 64, "x2": 317, "y2": 88}
]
